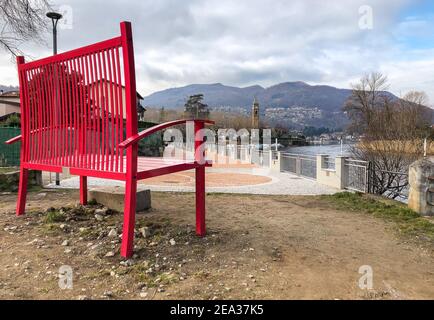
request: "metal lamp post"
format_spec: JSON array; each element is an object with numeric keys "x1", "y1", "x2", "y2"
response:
[
  {"x1": 47, "y1": 12, "x2": 63, "y2": 55},
  {"x1": 47, "y1": 12, "x2": 63, "y2": 185}
]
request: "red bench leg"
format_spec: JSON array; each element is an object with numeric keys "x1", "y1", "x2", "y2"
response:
[
  {"x1": 121, "y1": 177, "x2": 137, "y2": 258},
  {"x1": 16, "y1": 167, "x2": 29, "y2": 216},
  {"x1": 80, "y1": 176, "x2": 88, "y2": 205},
  {"x1": 196, "y1": 166, "x2": 206, "y2": 237}
]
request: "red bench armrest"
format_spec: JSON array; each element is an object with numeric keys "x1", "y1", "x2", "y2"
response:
[
  {"x1": 5, "y1": 135, "x2": 22, "y2": 145},
  {"x1": 119, "y1": 119, "x2": 214, "y2": 149}
]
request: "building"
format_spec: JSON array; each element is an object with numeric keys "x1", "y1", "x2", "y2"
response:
[
  {"x1": 0, "y1": 90, "x2": 20, "y2": 118},
  {"x1": 87, "y1": 80, "x2": 146, "y2": 121},
  {"x1": 0, "y1": 85, "x2": 146, "y2": 122},
  {"x1": 252, "y1": 97, "x2": 260, "y2": 128}
]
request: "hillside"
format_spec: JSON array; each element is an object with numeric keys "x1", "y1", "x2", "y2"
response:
[
  {"x1": 141, "y1": 82, "x2": 356, "y2": 128},
  {"x1": 0, "y1": 85, "x2": 18, "y2": 93},
  {"x1": 142, "y1": 81, "x2": 354, "y2": 111}
]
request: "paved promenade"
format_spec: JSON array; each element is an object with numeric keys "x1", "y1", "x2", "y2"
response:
[{"x1": 47, "y1": 167, "x2": 339, "y2": 196}]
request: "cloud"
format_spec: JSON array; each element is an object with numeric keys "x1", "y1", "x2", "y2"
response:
[{"x1": 0, "y1": 0, "x2": 433, "y2": 104}]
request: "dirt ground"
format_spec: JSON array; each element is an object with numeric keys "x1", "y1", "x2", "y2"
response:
[{"x1": 0, "y1": 189, "x2": 433, "y2": 300}]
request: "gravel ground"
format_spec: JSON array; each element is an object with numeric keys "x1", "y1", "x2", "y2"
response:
[{"x1": 46, "y1": 168, "x2": 338, "y2": 196}]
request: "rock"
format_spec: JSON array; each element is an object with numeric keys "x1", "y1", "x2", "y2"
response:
[
  {"x1": 103, "y1": 291, "x2": 113, "y2": 298},
  {"x1": 409, "y1": 157, "x2": 434, "y2": 216},
  {"x1": 90, "y1": 244, "x2": 100, "y2": 251},
  {"x1": 77, "y1": 295, "x2": 89, "y2": 300},
  {"x1": 85, "y1": 208, "x2": 96, "y2": 215},
  {"x1": 105, "y1": 251, "x2": 115, "y2": 257},
  {"x1": 108, "y1": 229, "x2": 118, "y2": 238},
  {"x1": 95, "y1": 208, "x2": 109, "y2": 216},
  {"x1": 120, "y1": 260, "x2": 134, "y2": 267},
  {"x1": 169, "y1": 239, "x2": 176, "y2": 246},
  {"x1": 61, "y1": 240, "x2": 70, "y2": 247},
  {"x1": 94, "y1": 214, "x2": 104, "y2": 222},
  {"x1": 64, "y1": 249, "x2": 72, "y2": 254},
  {"x1": 139, "y1": 227, "x2": 152, "y2": 239},
  {"x1": 139, "y1": 292, "x2": 148, "y2": 298}
]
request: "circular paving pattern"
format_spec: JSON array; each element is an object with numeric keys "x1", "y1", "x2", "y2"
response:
[{"x1": 140, "y1": 172, "x2": 272, "y2": 187}]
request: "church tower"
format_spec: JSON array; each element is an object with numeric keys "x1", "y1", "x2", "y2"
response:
[{"x1": 252, "y1": 97, "x2": 260, "y2": 128}]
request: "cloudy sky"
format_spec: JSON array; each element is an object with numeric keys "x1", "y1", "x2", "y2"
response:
[{"x1": 1, "y1": 0, "x2": 433, "y2": 105}]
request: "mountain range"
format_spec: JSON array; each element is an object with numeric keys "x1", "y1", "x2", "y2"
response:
[
  {"x1": 141, "y1": 82, "x2": 361, "y2": 129},
  {"x1": 0, "y1": 85, "x2": 18, "y2": 93},
  {"x1": 142, "y1": 81, "x2": 354, "y2": 110}
]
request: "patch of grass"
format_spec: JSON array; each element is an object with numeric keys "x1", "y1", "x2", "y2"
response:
[
  {"x1": 87, "y1": 199, "x2": 98, "y2": 206},
  {"x1": 323, "y1": 192, "x2": 434, "y2": 242},
  {"x1": 44, "y1": 208, "x2": 66, "y2": 224},
  {"x1": 0, "y1": 167, "x2": 18, "y2": 174}
]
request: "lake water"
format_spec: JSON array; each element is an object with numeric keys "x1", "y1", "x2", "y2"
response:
[{"x1": 282, "y1": 144, "x2": 353, "y2": 157}]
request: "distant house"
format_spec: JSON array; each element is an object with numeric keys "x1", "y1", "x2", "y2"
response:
[
  {"x1": 0, "y1": 90, "x2": 20, "y2": 118},
  {"x1": 87, "y1": 80, "x2": 146, "y2": 121},
  {"x1": 0, "y1": 84, "x2": 146, "y2": 123}
]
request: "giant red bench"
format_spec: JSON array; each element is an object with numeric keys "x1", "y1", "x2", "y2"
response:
[{"x1": 5, "y1": 21, "x2": 213, "y2": 258}]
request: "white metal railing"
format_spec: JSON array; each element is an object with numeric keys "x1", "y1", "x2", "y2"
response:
[
  {"x1": 322, "y1": 156, "x2": 336, "y2": 170},
  {"x1": 344, "y1": 159, "x2": 369, "y2": 193},
  {"x1": 281, "y1": 153, "x2": 317, "y2": 179}
]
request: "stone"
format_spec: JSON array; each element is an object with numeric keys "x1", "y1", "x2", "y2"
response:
[
  {"x1": 139, "y1": 292, "x2": 148, "y2": 298},
  {"x1": 105, "y1": 251, "x2": 115, "y2": 257},
  {"x1": 95, "y1": 208, "x2": 109, "y2": 216},
  {"x1": 94, "y1": 214, "x2": 104, "y2": 222},
  {"x1": 61, "y1": 240, "x2": 70, "y2": 247},
  {"x1": 88, "y1": 186, "x2": 151, "y2": 213},
  {"x1": 103, "y1": 291, "x2": 113, "y2": 298},
  {"x1": 108, "y1": 229, "x2": 118, "y2": 238},
  {"x1": 169, "y1": 239, "x2": 176, "y2": 246},
  {"x1": 139, "y1": 227, "x2": 152, "y2": 239},
  {"x1": 408, "y1": 157, "x2": 434, "y2": 216}
]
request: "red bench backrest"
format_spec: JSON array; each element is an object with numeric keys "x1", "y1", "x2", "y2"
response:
[{"x1": 17, "y1": 22, "x2": 137, "y2": 174}]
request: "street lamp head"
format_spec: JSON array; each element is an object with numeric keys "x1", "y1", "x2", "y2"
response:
[{"x1": 46, "y1": 12, "x2": 63, "y2": 21}]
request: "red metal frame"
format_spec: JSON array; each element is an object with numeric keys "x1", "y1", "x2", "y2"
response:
[{"x1": 5, "y1": 21, "x2": 214, "y2": 258}]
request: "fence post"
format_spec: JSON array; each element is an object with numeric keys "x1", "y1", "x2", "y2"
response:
[
  {"x1": 270, "y1": 151, "x2": 281, "y2": 172},
  {"x1": 296, "y1": 155, "x2": 301, "y2": 176},
  {"x1": 335, "y1": 156, "x2": 348, "y2": 190},
  {"x1": 317, "y1": 154, "x2": 327, "y2": 174}
]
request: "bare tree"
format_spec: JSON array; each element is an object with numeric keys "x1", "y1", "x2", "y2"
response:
[
  {"x1": 345, "y1": 72, "x2": 432, "y2": 199},
  {"x1": 0, "y1": 0, "x2": 50, "y2": 55}
]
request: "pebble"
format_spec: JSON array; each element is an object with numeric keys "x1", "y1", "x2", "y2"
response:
[
  {"x1": 77, "y1": 295, "x2": 89, "y2": 300},
  {"x1": 105, "y1": 251, "x2": 115, "y2": 257},
  {"x1": 94, "y1": 214, "x2": 104, "y2": 222},
  {"x1": 139, "y1": 227, "x2": 152, "y2": 239},
  {"x1": 108, "y1": 229, "x2": 118, "y2": 238},
  {"x1": 169, "y1": 239, "x2": 176, "y2": 246},
  {"x1": 140, "y1": 292, "x2": 148, "y2": 298},
  {"x1": 61, "y1": 240, "x2": 70, "y2": 247},
  {"x1": 103, "y1": 291, "x2": 113, "y2": 298},
  {"x1": 95, "y1": 208, "x2": 109, "y2": 215}
]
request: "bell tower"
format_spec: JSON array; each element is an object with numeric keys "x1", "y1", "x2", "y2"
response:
[{"x1": 252, "y1": 97, "x2": 260, "y2": 128}]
